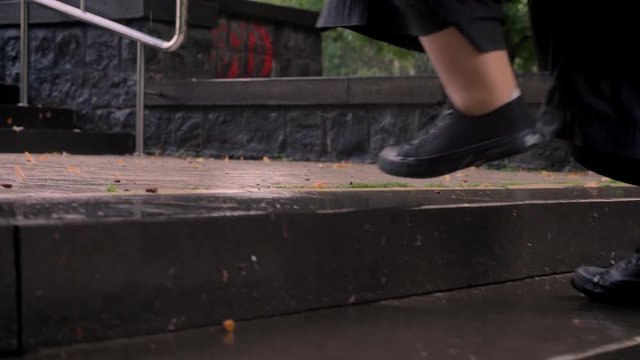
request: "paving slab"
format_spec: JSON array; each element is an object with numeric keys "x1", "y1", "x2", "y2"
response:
[
  {"x1": 0, "y1": 153, "x2": 626, "y2": 200},
  {"x1": 15, "y1": 275, "x2": 640, "y2": 360},
  {"x1": 6, "y1": 186, "x2": 640, "y2": 349}
]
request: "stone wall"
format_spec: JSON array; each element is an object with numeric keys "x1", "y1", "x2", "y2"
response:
[
  {"x1": 142, "y1": 75, "x2": 579, "y2": 170},
  {"x1": 143, "y1": 104, "x2": 577, "y2": 171},
  {"x1": 0, "y1": 0, "x2": 322, "y2": 131}
]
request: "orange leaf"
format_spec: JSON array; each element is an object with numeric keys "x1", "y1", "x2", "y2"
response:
[
  {"x1": 313, "y1": 182, "x2": 328, "y2": 189},
  {"x1": 334, "y1": 162, "x2": 352, "y2": 169},
  {"x1": 24, "y1": 152, "x2": 34, "y2": 163},
  {"x1": 14, "y1": 166, "x2": 25, "y2": 180}
]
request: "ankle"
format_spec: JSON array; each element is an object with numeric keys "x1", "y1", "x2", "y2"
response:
[{"x1": 450, "y1": 89, "x2": 521, "y2": 116}]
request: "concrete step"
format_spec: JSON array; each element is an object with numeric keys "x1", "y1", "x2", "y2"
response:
[
  {"x1": 2, "y1": 187, "x2": 640, "y2": 352},
  {"x1": 0, "y1": 105, "x2": 76, "y2": 130},
  {"x1": 11, "y1": 275, "x2": 640, "y2": 360},
  {"x1": 0, "y1": 129, "x2": 133, "y2": 154},
  {"x1": 0, "y1": 85, "x2": 19, "y2": 104}
]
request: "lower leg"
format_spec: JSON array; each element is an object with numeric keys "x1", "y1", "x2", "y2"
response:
[{"x1": 419, "y1": 27, "x2": 519, "y2": 116}]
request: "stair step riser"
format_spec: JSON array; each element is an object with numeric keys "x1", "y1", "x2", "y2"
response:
[{"x1": 13, "y1": 197, "x2": 640, "y2": 350}]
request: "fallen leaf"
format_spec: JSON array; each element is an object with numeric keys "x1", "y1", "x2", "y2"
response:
[
  {"x1": 106, "y1": 184, "x2": 118, "y2": 193},
  {"x1": 37, "y1": 155, "x2": 49, "y2": 161},
  {"x1": 66, "y1": 166, "x2": 81, "y2": 175},
  {"x1": 222, "y1": 319, "x2": 236, "y2": 332},
  {"x1": 117, "y1": 159, "x2": 125, "y2": 166},
  {"x1": 224, "y1": 155, "x2": 229, "y2": 163},
  {"x1": 24, "y1": 152, "x2": 35, "y2": 163},
  {"x1": 14, "y1": 166, "x2": 25, "y2": 180},
  {"x1": 6, "y1": 117, "x2": 13, "y2": 125},
  {"x1": 313, "y1": 182, "x2": 328, "y2": 189},
  {"x1": 262, "y1": 156, "x2": 271, "y2": 163},
  {"x1": 12, "y1": 126, "x2": 24, "y2": 133},
  {"x1": 584, "y1": 182, "x2": 599, "y2": 188},
  {"x1": 1, "y1": 184, "x2": 13, "y2": 189},
  {"x1": 146, "y1": 187, "x2": 158, "y2": 194},
  {"x1": 334, "y1": 162, "x2": 352, "y2": 169}
]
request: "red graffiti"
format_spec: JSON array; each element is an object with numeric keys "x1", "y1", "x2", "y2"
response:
[
  {"x1": 210, "y1": 21, "x2": 274, "y2": 78},
  {"x1": 74, "y1": 326, "x2": 84, "y2": 341},
  {"x1": 210, "y1": 21, "x2": 228, "y2": 49},
  {"x1": 254, "y1": 24, "x2": 274, "y2": 77},
  {"x1": 230, "y1": 23, "x2": 247, "y2": 49},
  {"x1": 228, "y1": 56, "x2": 240, "y2": 78}
]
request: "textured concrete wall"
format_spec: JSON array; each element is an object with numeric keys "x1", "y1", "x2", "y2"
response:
[
  {"x1": 144, "y1": 104, "x2": 578, "y2": 171},
  {"x1": 0, "y1": 13, "x2": 322, "y2": 131}
]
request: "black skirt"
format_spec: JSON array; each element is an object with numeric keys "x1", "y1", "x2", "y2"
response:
[
  {"x1": 530, "y1": 1, "x2": 640, "y2": 184},
  {"x1": 316, "y1": 0, "x2": 507, "y2": 53}
]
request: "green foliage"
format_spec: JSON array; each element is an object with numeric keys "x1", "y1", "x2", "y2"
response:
[
  {"x1": 503, "y1": 0, "x2": 537, "y2": 72},
  {"x1": 253, "y1": 0, "x2": 536, "y2": 75}
]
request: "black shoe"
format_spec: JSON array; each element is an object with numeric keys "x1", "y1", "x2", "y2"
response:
[
  {"x1": 572, "y1": 252, "x2": 640, "y2": 302},
  {"x1": 377, "y1": 96, "x2": 543, "y2": 178}
]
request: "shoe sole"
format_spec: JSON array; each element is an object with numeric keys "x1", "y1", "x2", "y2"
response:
[{"x1": 378, "y1": 129, "x2": 544, "y2": 179}]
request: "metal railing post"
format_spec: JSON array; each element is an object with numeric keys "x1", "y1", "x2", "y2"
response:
[
  {"x1": 19, "y1": 0, "x2": 29, "y2": 106},
  {"x1": 20, "y1": 0, "x2": 187, "y2": 155},
  {"x1": 135, "y1": 43, "x2": 145, "y2": 155}
]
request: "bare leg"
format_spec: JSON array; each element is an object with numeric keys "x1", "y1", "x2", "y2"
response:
[{"x1": 419, "y1": 27, "x2": 519, "y2": 116}]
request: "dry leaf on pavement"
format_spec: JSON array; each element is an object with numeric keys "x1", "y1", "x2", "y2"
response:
[
  {"x1": 24, "y1": 152, "x2": 35, "y2": 163},
  {"x1": 14, "y1": 166, "x2": 25, "y2": 180}
]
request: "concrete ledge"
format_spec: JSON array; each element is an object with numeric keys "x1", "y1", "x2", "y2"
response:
[
  {"x1": 7, "y1": 188, "x2": 640, "y2": 350},
  {"x1": 0, "y1": 105, "x2": 76, "y2": 130},
  {"x1": 0, "y1": 129, "x2": 134, "y2": 154},
  {"x1": 147, "y1": 74, "x2": 551, "y2": 106},
  {"x1": 0, "y1": 225, "x2": 18, "y2": 354},
  {"x1": 0, "y1": 0, "x2": 219, "y2": 28},
  {"x1": 0, "y1": 85, "x2": 19, "y2": 105}
]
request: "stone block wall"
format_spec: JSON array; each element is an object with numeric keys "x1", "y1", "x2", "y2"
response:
[
  {"x1": 143, "y1": 104, "x2": 578, "y2": 171},
  {"x1": 0, "y1": 2, "x2": 322, "y2": 131}
]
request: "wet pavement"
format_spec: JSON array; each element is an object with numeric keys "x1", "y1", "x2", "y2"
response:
[
  {"x1": 4, "y1": 153, "x2": 640, "y2": 359},
  {"x1": 3, "y1": 186, "x2": 640, "y2": 225},
  {"x1": 0, "y1": 153, "x2": 626, "y2": 200},
  {"x1": 15, "y1": 275, "x2": 640, "y2": 360}
]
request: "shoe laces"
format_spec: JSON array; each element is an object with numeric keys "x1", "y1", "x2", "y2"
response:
[{"x1": 405, "y1": 107, "x2": 455, "y2": 149}]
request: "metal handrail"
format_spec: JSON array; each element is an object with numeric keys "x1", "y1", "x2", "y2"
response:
[
  {"x1": 29, "y1": 0, "x2": 188, "y2": 51},
  {"x1": 20, "y1": 0, "x2": 189, "y2": 154}
]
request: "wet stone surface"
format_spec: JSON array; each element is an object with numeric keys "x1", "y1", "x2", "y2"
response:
[
  {"x1": 15, "y1": 275, "x2": 640, "y2": 360},
  {"x1": 3, "y1": 187, "x2": 640, "y2": 224}
]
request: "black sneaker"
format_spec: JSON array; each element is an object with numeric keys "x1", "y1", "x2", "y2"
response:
[
  {"x1": 572, "y1": 252, "x2": 640, "y2": 302},
  {"x1": 377, "y1": 96, "x2": 543, "y2": 178}
]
